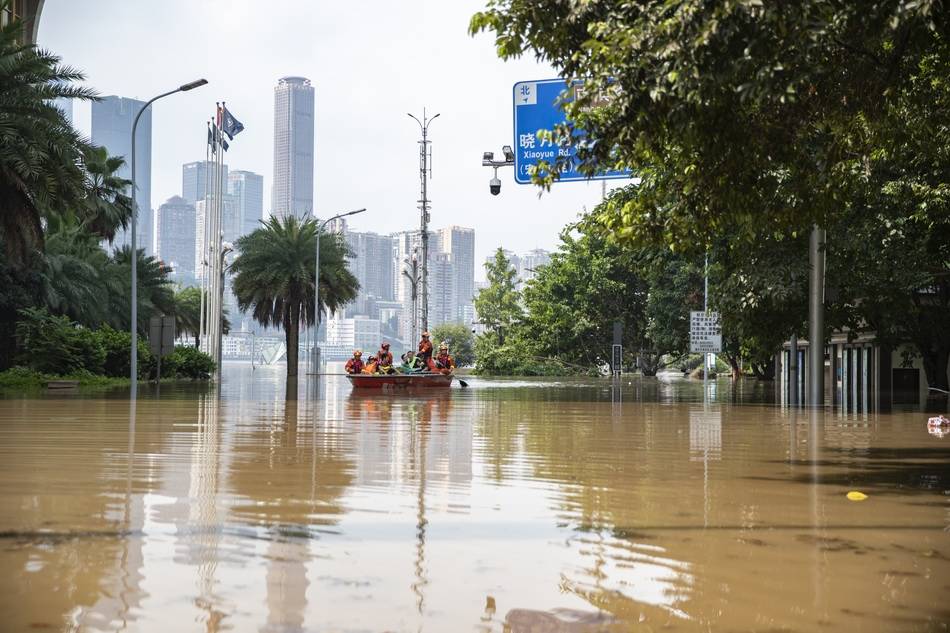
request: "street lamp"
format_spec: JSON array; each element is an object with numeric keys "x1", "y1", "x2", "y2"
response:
[
  {"x1": 310, "y1": 208, "x2": 367, "y2": 374},
  {"x1": 129, "y1": 78, "x2": 207, "y2": 394}
]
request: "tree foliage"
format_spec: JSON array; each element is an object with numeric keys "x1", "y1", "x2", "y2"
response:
[
  {"x1": 431, "y1": 323, "x2": 476, "y2": 367},
  {"x1": 471, "y1": 1, "x2": 945, "y2": 249},
  {"x1": 0, "y1": 5, "x2": 98, "y2": 264},
  {"x1": 474, "y1": 248, "x2": 522, "y2": 346},
  {"x1": 231, "y1": 216, "x2": 359, "y2": 377}
]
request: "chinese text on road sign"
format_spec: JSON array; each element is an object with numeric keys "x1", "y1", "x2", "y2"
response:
[
  {"x1": 512, "y1": 79, "x2": 632, "y2": 185},
  {"x1": 690, "y1": 311, "x2": 722, "y2": 353}
]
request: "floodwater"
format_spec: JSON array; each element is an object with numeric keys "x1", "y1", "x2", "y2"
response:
[{"x1": 1, "y1": 365, "x2": 948, "y2": 632}]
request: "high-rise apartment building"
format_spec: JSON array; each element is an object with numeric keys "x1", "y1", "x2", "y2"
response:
[
  {"x1": 430, "y1": 252, "x2": 458, "y2": 329},
  {"x1": 182, "y1": 160, "x2": 228, "y2": 207},
  {"x1": 92, "y1": 96, "x2": 152, "y2": 255},
  {"x1": 518, "y1": 248, "x2": 552, "y2": 286},
  {"x1": 272, "y1": 76, "x2": 314, "y2": 220},
  {"x1": 195, "y1": 196, "x2": 239, "y2": 280},
  {"x1": 438, "y1": 226, "x2": 475, "y2": 321},
  {"x1": 342, "y1": 230, "x2": 396, "y2": 318},
  {"x1": 155, "y1": 195, "x2": 196, "y2": 283},
  {"x1": 228, "y1": 170, "x2": 264, "y2": 236}
]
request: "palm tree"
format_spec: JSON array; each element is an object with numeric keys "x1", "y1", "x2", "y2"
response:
[
  {"x1": 106, "y1": 246, "x2": 176, "y2": 335},
  {"x1": 173, "y1": 286, "x2": 230, "y2": 348},
  {"x1": 0, "y1": 6, "x2": 97, "y2": 265},
  {"x1": 40, "y1": 219, "x2": 111, "y2": 327},
  {"x1": 231, "y1": 216, "x2": 359, "y2": 378},
  {"x1": 79, "y1": 146, "x2": 133, "y2": 242}
]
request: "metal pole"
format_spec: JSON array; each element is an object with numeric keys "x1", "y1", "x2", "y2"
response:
[
  {"x1": 789, "y1": 332, "x2": 798, "y2": 406},
  {"x1": 704, "y1": 252, "x2": 709, "y2": 379},
  {"x1": 127, "y1": 80, "x2": 207, "y2": 392},
  {"x1": 408, "y1": 111, "x2": 439, "y2": 333},
  {"x1": 312, "y1": 221, "x2": 321, "y2": 375},
  {"x1": 808, "y1": 226, "x2": 826, "y2": 407},
  {"x1": 198, "y1": 124, "x2": 210, "y2": 353},
  {"x1": 311, "y1": 208, "x2": 367, "y2": 374},
  {"x1": 130, "y1": 88, "x2": 180, "y2": 392},
  {"x1": 420, "y1": 120, "x2": 429, "y2": 333}
]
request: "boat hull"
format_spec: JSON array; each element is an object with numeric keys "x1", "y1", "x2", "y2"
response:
[{"x1": 346, "y1": 372, "x2": 454, "y2": 389}]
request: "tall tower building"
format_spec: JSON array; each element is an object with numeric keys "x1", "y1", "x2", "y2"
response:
[
  {"x1": 92, "y1": 96, "x2": 152, "y2": 255},
  {"x1": 439, "y1": 226, "x2": 475, "y2": 321},
  {"x1": 182, "y1": 160, "x2": 228, "y2": 207},
  {"x1": 342, "y1": 230, "x2": 396, "y2": 318},
  {"x1": 272, "y1": 76, "x2": 314, "y2": 220},
  {"x1": 228, "y1": 170, "x2": 264, "y2": 236},
  {"x1": 155, "y1": 195, "x2": 196, "y2": 283}
]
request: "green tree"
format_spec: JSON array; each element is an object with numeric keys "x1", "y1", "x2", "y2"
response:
[
  {"x1": 0, "y1": 6, "x2": 97, "y2": 264},
  {"x1": 231, "y1": 216, "x2": 359, "y2": 378},
  {"x1": 474, "y1": 248, "x2": 522, "y2": 346},
  {"x1": 77, "y1": 146, "x2": 133, "y2": 243},
  {"x1": 431, "y1": 323, "x2": 475, "y2": 367},
  {"x1": 172, "y1": 286, "x2": 232, "y2": 349},
  {"x1": 104, "y1": 247, "x2": 176, "y2": 335},
  {"x1": 470, "y1": 2, "x2": 944, "y2": 249}
]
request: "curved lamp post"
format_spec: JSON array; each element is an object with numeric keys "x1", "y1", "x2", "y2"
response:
[
  {"x1": 130, "y1": 79, "x2": 208, "y2": 395},
  {"x1": 310, "y1": 208, "x2": 367, "y2": 374}
]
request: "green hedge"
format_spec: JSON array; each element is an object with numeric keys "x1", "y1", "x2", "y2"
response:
[{"x1": 11, "y1": 308, "x2": 213, "y2": 381}]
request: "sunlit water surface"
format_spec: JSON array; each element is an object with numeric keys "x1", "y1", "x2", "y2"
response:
[{"x1": 1, "y1": 363, "x2": 948, "y2": 632}]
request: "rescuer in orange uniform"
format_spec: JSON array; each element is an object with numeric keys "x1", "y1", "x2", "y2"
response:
[
  {"x1": 344, "y1": 350, "x2": 364, "y2": 374},
  {"x1": 417, "y1": 331, "x2": 434, "y2": 367},
  {"x1": 434, "y1": 342, "x2": 455, "y2": 372},
  {"x1": 375, "y1": 342, "x2": 395, "y2": 374}
]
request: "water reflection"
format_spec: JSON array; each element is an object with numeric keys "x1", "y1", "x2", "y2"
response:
[{"x1": 0, "y1": 366, "x2": 947, "y2": 631}]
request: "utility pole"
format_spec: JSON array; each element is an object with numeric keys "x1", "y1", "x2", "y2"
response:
[
  {"x1": 408, "y1": 110, "x2": 439, "y2": 333},
  {"x1": 808, "y1": 226, "x2": 826, "y2": 406},
  {"x1": 402, "y1": 249, "x2": 420, "y2": 347}
]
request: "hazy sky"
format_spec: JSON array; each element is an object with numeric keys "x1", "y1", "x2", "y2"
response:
[{"x1": 38, "y1": 0, "x2": 623, "y2": 278}]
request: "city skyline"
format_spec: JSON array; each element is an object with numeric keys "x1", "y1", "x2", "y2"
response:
[{"x1": 37, "y1": 0, "x2": 619, "y2": 281}]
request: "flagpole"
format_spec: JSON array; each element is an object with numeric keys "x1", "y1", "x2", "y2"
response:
[
  {"x1": 198, "y1": 120, "x2": 210, "y2": 353},
  {"x1": 209, "y1": 104, "x2": 221, "y2": 371}
]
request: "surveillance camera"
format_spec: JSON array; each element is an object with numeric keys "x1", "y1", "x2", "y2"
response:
[
  {"x1": 489, "y1": 177, "x2": 501, "y2": 196},
  {"x1": 502, "y1": 145, "x2": 514, "y2": 162},
  {"x1": 482, "y1": 151, "x2": 494, "y2": 166}
]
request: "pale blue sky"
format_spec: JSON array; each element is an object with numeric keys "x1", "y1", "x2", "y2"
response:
[{"x1": 38, "y1": 0, "x2": 622, "y2": 278}]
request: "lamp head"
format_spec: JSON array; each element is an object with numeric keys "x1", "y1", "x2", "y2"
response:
[{"x1": 180, "y1": 78, "x2": 208, "y2": 92}]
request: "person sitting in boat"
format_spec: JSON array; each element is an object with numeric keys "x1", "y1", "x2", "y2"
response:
[
  {"x1": 344, "y1": 350, "x2": 364, "y2": 374},
  {"x1": 375, "y1": 342, "x2": 395, "y2": 374},
  {"x1": 401, "y1": 350, "x2": 425, "y2": 372},
  {"x1": 434, "y1": 341, "x2": 455, "y2": 372},
  {"x1": 417, "y1": 331, "x2": 434, "y2": 367}
]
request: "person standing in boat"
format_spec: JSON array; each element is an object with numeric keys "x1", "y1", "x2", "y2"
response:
[
  {"x1": 375, "y1": 342, "x2": 395, "y2": 374},
  {"x1": 434, "y1": 342, "x2": 455, "y2": 372},
  {"x1": 344, "y1": 350, "x2": 364, "y2": 374},
  {"x1": 417, "y1": 331, "x2": 434, "y2": 368}
]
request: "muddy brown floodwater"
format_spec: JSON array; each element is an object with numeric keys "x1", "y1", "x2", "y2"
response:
[{"x1": 1, "y1": 364, "x2": 948, "y2": 632}]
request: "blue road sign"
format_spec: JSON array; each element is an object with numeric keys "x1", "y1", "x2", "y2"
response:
[{"x1": 512, "y1": 78, "x2": 632, "y2": 185}]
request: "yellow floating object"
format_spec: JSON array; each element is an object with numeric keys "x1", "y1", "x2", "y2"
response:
[{"x1": 846, "y1": 491, "x2": 868, "y2": 501}]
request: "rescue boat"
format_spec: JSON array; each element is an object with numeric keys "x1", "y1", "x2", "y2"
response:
[{"x1": 346, "y1": 372, "x2": 454, "y2": 389}]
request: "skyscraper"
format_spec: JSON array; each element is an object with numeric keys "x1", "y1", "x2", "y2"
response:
[
  {"x1": 228, "y1": 170, "x2": 264, "y2": 236},
  {"x1": 438, "y1": 226, "x2": 475, "y2": 320},
  {"x1": 430, "y1": 252, "x2": 458, "y2": 328},
  {"x1": 272, "y1": 76, "x2": 314, "y2": 220},
  {"x1": 92, "y1": 96, "x2": 152, "y2": 255},
  {"x1": 155, "y1": 195, "x2": 196, "y2": 283},
  {"x1": 182, "y1": 160, "x2": 228, "y2": 207}
]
